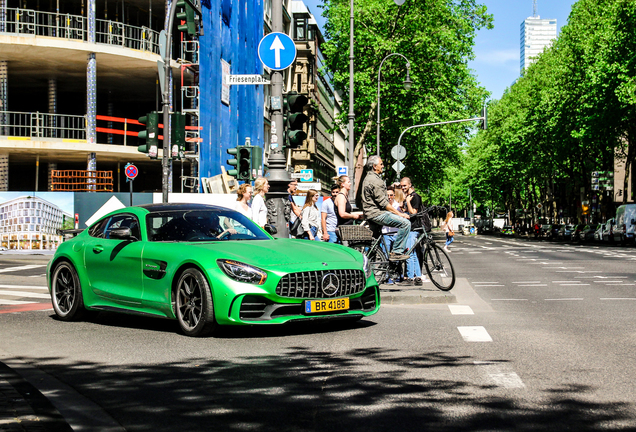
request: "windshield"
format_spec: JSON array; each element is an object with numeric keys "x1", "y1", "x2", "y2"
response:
[{"x1": 146, "y1": 209, "x2": 270, "y2": 242}]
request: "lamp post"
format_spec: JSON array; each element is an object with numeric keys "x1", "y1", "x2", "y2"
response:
[
  {"x1": 347, "y1": 0, "x2": 355, "y2": 200},
  {"x1": 377, "y1": 53, "x2": 412, "y2": 157}
]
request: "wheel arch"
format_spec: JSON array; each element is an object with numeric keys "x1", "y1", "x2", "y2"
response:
[{"x1": 170, "y1": 262, "x2": 215, "y2": 310}]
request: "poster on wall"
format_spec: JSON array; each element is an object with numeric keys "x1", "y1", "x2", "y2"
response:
[
  {"x1": 0, "y1": 192, "x2": 74, "y2": 251},
  {"x1": 221, "y1": 59, "x2": 231, "y2": 106}
]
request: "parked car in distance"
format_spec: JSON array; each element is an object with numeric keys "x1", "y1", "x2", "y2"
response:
[
  {"x1": 0, "y1": 246, "x2": 7, "y2": 251},
  {"x1": 539, "y1": 224, "x2": 552, "y2": 239},
  {"x1": 543, "y1": 224, "x2": 561, "y2": 240},
  {"x1": 615, "y1": 204, "x2": 636, "y2": 244},
  {"x1": 557, "y1": 224, "x2": 580, "y2": 241},
  {"x1": 500, "y1": 226, "x2": 515, "y2": 237},
  {"x1": 570, "y1": 224, "x2": 585, "y2": 242},
  {"x1": 602, "y1": 218, "x2": 621, "y2": 242},
  {"x1": 580, "y1": 224, "x2": 600, "y2": 242},
  {"x1": 593, "y1": 224, "x2": 603, "y2": 241}
]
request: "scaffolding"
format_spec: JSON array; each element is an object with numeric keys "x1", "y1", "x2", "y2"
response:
[{"x1": 51, "y1": 170, "x2": 113, "y2": 192}]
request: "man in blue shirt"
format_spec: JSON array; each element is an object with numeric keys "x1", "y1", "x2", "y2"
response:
[{"x1": 321, "y1": 184, "x2": 340, "y2": 243}]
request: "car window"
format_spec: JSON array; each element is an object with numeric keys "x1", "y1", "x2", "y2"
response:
[
  {"x1": 89, "y1": 214, "x2": 141, "y2": 240},
  {"x1": 147, "y1": 209, "x2": 269, "y2": 242}
]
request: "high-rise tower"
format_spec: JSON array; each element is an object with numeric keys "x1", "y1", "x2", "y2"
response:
[{"x1": 520, "y1": 1, "x2": 557, "y2": 75}]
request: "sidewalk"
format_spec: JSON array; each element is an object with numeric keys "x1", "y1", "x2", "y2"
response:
[{"x1": 0, "y1": 362, "x2": 72, "y2": 432}]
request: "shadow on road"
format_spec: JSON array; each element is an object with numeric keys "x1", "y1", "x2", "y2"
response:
[{"x1": 14, "y1": 345, "x2": 636, "y2": 431}]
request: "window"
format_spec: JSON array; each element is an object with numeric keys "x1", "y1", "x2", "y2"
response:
[
  {"x1": 89, "y1": 214, "x2": 141, "y2": 240},
  {"x1": 295, "y1": 18, "x2": 306, "y2": 40}
]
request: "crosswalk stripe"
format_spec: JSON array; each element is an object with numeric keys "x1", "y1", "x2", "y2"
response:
[
  {"x1": 458, "y1": 326, "x2": 493, "y2": 342},
  {"x1": 448, "y1": 305, "x2": 474, "y2": 315},
  {"x1": 0, "y1": 299, "x2": 33, "y2": 305},
  {"x1": 0, "y1": 264, "x2": 47, "y2": 273},
  {"x1": 0, "y1": 290, "x2": 51, "y2": 299},
  {"x1": 0, "y1": 285, "x2": 48, "y2": 290}
]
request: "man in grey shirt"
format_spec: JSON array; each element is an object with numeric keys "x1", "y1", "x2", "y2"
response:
[{"x1": 361, "y1": 155, "x2": 411, "y2": 260}]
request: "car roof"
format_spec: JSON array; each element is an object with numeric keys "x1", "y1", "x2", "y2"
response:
[{"x1": 137, "y1": 203, "x2": 231, "y2": 213}]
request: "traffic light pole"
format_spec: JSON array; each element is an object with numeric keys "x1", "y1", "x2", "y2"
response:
[
  {"x1": 265, "y1": 0, "x2": 292, "y2": 238},
  {"x1": 161, "y1": 2, "x2": 178, "y2": 204}
]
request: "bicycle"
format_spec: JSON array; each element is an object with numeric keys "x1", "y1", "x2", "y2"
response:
[{"x1": 343, "y1": 206, "x2": 455, "y2": 291}]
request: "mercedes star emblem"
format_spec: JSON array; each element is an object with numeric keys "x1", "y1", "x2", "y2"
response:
[{"x1": 321, "y1": 273, "x2": 340, "y2": 296}]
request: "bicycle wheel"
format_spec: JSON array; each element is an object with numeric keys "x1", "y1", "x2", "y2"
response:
[
  {"x1": 423, "y1": 243, "x2": 455, "y2": 291},
  {"x1": 351, "y1": 242, "x2": 390, "y2": 284}
]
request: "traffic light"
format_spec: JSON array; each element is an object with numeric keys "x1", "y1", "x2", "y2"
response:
[
  {"x1": 238, "y1": 147, "x2": 252, "y2": 180},
  {"x1": 176, "y1": 0, "x2": 197, "y2": 36},
  {"x1": 251, "y1": 146, "x2": 263, "y2": 180},
  {"x1": 283, "y1": 91, "x2": 308, "y2": 149},
  {"x1": 226, "y1": 146, "x2": 240, "y2": 177},
  {"x1": 171, "y1": 111, "x2": 186, "y2": 160},
  {"x1": 481, "y1": 104, "x2": 487, "y2": 130},
  {"x1": 138, "y1": 111, "x2": 159, "y2": 159}
]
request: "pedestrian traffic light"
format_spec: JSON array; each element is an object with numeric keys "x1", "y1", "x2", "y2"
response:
[
  {"x1": 481, "y1": 105, "x2": 487, "y2": 130},
  {"x1": 251, "y1": 146, "x2": 263, "y2": 180},
  {"x1": 171, "y1": 111, "x2": 186, "y2": 160},
  {"x1": 176, "y1": 0, "x2": 197, "y2": 36},
  {"x1": 283, "y1": 91, "x2": 308, "y2": 149},
  {"x1": 138, "y1": 111, "x2": 159, "y2": 159}
]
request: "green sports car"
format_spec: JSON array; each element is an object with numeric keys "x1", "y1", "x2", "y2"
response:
[{"x1": 47, "y1": 203, "x2": 379, "y2": 336}]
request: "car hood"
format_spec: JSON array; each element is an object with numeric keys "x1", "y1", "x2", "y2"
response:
[{"x1": 190, "y1": 238, "x2": 360, "y2": 267}]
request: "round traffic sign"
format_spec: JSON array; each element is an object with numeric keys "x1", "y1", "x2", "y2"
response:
[
  {"x1": 258, "y1": 32, "x2": 297, "y2": 71},
  {"x1": 125, "y1": 164, "x2": 138, "y2": 180},
  {"x1": 391, "y1": 144, "x2": 406, "y2": 160}
]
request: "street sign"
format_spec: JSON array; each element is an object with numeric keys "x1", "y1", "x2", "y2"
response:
[
  {"x1": 299, "y1": 169, "x2": 313, "y2": 182},
  {"x1": 392, "y1": 161, "x2": 404, "y2": 173},
  {"x1": 391, "y1": 144, "x2": 406, "y2": 160},
  {"x1": 226, "y1": 75, "x2": 271, "y2": 85},
  {"x1": 125, "y1": 164, "x2": 138, "y2": 180},
  {"x1": 297, "y1": 181, "x2": 321, "y2": 191},
  {"x1": 258, "y1": 32, "x2": 297, "y2": 71},
  {"x1": 337, "y1": 166, "x2": 348, "y2": 176}
]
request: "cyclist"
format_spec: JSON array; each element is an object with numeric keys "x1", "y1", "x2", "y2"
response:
[{"x1": 360, "y1": 155, "x2": 411, "y2": 261}]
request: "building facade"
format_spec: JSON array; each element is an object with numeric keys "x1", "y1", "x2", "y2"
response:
[
  {"x1": 288, "y1": 1, "x2": 341, "y2": 192},
  {"x1": 520, "y1": 15, "x2": 557, "y2": 74},
  {"x1": 0, "y1": 195, "x2": 70, "y2": 249}
]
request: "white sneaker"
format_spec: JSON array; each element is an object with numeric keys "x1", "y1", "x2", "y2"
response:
[{"x1": 443, "y1": 246, "x2": 450, "y2": 252}]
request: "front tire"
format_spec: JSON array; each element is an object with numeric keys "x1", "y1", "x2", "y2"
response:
[
  {"x1": 175, "y1": 268, "x2": 216, "y2": 337},
  {"x1": 51, "y1": 261, "x2": 86, "y2": 321},
  {"x1": 350, "y1": 242, "x2": 389, "y2": 284},
  {"x1": 423, "y1": 244, "x2": 455, "y2": 291}
]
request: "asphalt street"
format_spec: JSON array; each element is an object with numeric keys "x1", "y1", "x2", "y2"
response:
[{"x1": 0, "y1": 237, "x2": 635, "y2": 431}]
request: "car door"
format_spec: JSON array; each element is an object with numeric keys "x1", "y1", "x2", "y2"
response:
[{"x1": 83, "y1": 213, "x2": 145, "y2": 305}]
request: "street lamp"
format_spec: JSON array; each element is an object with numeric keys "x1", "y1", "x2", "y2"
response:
[{"x1": 377, "y1": 53, "x2": 412, "y2": 157}]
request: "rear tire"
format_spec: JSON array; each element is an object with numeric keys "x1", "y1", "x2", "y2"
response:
[
  {"x1": 175, "y1": 268, "x2": 216, "y2": 337},
  {"x1": 423, "y1": 244, "x2": 455, "y2": 291},
  {"x1": 350, "y1": 242, "x2": 389, "y2": 284},
  {"x1": 51, "y1": 261, "x2": 86, "y2": 321}
]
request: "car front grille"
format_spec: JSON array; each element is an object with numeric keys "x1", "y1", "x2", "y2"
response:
[{"x1": 276, "y1": 269, "x2": 366, "y2": 299}]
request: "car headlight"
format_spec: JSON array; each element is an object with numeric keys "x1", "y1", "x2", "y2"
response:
[
  {"x1": 217, "y1": 260, "x2": 267, "y2": 285},
  {"x1": 363, "y1": 254, "x2": 372, "y2": 279}
]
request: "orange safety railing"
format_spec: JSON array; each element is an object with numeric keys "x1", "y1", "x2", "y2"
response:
[
  {"x1": 95, "y1": 115, "x2": 202, "y2": 143},
  {"x1": 51, "y1": 170, "x2": 114, "y2": 192}
]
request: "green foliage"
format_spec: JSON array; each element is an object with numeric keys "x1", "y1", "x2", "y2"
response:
[
  {"x1": 460, "y1": 0, "x2": 636, "y2": 221},
  {"x1": 320, "y1": 0, "x2": 492, "y2": 191}
]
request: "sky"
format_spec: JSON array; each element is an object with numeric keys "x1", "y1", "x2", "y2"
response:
[{"x1": 300, "y1": 0, "x2": 579, "y2": 101}]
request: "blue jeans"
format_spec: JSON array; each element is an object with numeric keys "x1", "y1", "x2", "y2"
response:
[
  {"x1": 446, "y1": 233, "x2": 454, "y2": 246},
  {"x1": 405, "y1": 231, "x2": 422, "y2": 278},
  {"x1": 327, "y1": 231, "x2": 340, "y2": 244},
  {"x1": 303, "y1": 226, "x2": 320, "y2": 241},
  {"x1": 381, "y1": 233, "x2": 396, "y2": 255},
  {"x1": 369, "y1": 212, "x2": 411, "y2": 254}
]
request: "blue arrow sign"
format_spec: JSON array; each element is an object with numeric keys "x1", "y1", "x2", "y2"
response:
[{"x1": 258, "y1": 32, "x2": 297, "y2": 71}]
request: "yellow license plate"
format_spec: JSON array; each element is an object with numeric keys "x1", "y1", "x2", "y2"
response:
[{"x1": 304, "y1": 297, "x2": 349, "y2": 314}]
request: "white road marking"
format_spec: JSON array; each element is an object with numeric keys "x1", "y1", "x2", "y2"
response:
[
  {"x1": 448, "y1": 305, "x2": 474, "y2": 315},
  {"x1": 517, "y1": 284, "x2": 547, "y2": 287},
  {"x1": 0, "y1": 290, "x2": 51, "y2": 299},
  {"x1": 458, "y1": 326, "x2": 493, "y2": 342},
  {"x1": 545, "y1": 298, "x2": 584, "y2": 301},
  {"x1": 0, "y1": 299, "x2": 33, "y2": 305},
  {"x1": 600, "y1": 298, "x2": 636, "y2": 301},
  {"x1": 474, "y1": 361, "x2": 525, "y2": 389},
  {"x1": 0, "y1": 265, "x2": 47, "y2": 273},
  {"x1": 473, "y1": 282, "x2": 500, "y2": 284},
  {"x1": 474, "y1": 285, "x2": 505, "y2": 287},
  {"x1": 491, "y1": 298, "x2": 528, "y2": 301},
  {"x1": 512, "y1": 281, "x2": 541, "y2": 284},
  {"x1": 556, "y1": 283, "x2": 590, "y2": 286},
  {"x1": 0, "y1": 285, "x2": 48, "y2": 290}
]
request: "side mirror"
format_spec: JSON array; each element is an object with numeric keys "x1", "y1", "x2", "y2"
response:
[
  {"x1": 264, "y1": 224, "x2": 277, "y2": 235},
  {"x1": 109, "y1": 227, "x2": 137, "y2": 241}
]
